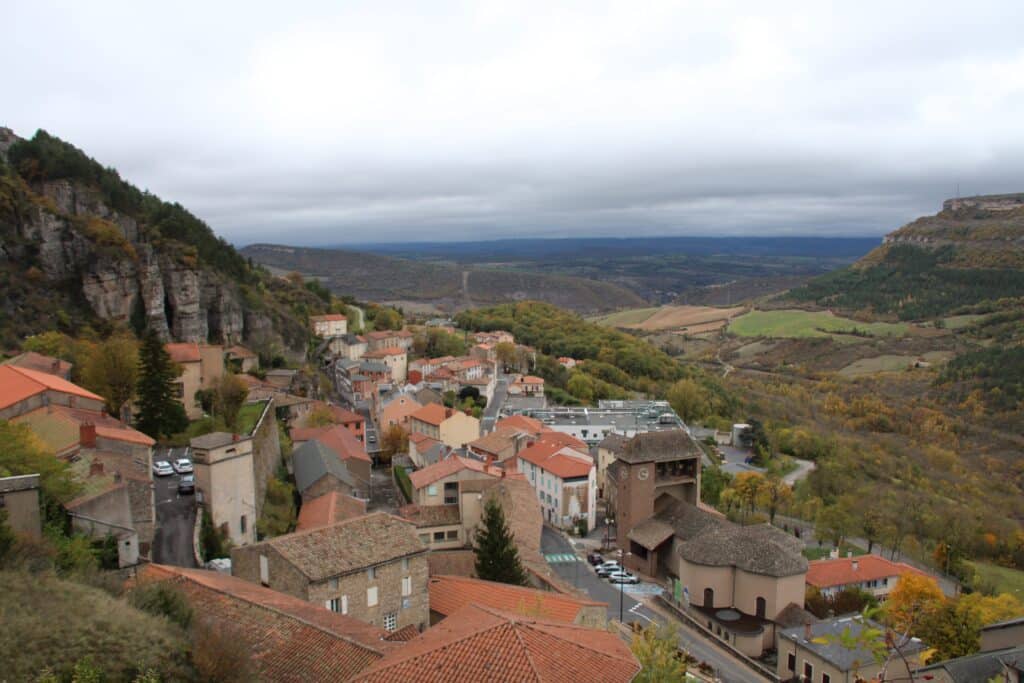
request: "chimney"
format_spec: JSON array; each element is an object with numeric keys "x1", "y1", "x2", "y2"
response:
[
  {"x1": 89, "y1": 460, "x2": 104, "y2": 477},
  {"x1": 485, "y1": 453, "x2": 495, "y2": 467},
  {"x1": 804, "y1": 621, "x2": 812, "y2": 641},
  {"x1": 232, "y1": 433, "x2": 239, "y2": 442},
  {"x1": 80, "y1": 422, "x2": 97, "y2": 449},
  {"x1": 847, "y1": 551, "x2": 853, "y2": 558},
  {"x1": 852, "y1": 559, "x2": 859, "y2": 572}
]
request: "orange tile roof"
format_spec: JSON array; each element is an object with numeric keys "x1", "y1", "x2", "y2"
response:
[
  {"x1": 364, "y1": 347, "x2": 406, "y2": 358},
  {"x1": 517, "y1": 375, "x2": 544, "y2": 384},
  {"x1": 308, "y1": 401, "x2": 365, "y2": 425},
  {"x1": 0, "y1": 365, "x2": 104, "y2": 410},
  {"x1": 137, "y1": 564, "x2": 395, "y2": 680},
  {"x1": 407, "y1": 455, "x2": 503, "y2": 490},
  {"x1": 537, "y1": 430, "x2": 588, "y2": 451},
  {"x1": 495, "y1": 415, "x2": 544, "y2": 435},
  {"x1": 408, "y1": 432, "x2": 440, "y2": 447},
  {"x1": 517, "y1": 441, "x2": 592, "y2": 480},
  {"x1": 352, "y1": 604, "x2": 638, "y2": 682},
  {"x1": 311, "y1": 313, "x2": 348, "y2": 322},
  {"x1": 806, "y1": 555, "x2": 930, "y2": 590},
  {"x1": 409, "y1": 403, "x2": 452, "y2": 427},
  {"x1": 428, "y1": 575, "x2": 604, "y2": 624},
  {"x1": 296, "y1": 490, "x2": 368, "y2": 531},
  {"x1": 292, "y1": 425, "x2": 371, "y2": 463},
  {"x1": 164, "y1": 342, "x2": 201, "y2": 363}
]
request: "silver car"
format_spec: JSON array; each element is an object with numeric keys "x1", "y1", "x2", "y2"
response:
[
  {"x1": 172, "y1": 458, "x2": 193, "y2": 474},
  {"x1": 152, "y1": 460, "x2": 174, "y2": 477}
]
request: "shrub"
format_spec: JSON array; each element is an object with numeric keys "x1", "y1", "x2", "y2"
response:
[{"x1": 128, "y1": 582, "x2": 194, "y2": 629}]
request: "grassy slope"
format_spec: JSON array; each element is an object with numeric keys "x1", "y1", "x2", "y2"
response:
[
  {"x1": 589, "y1": 307, "x2": 661, "y2": 326},
  {"x1": 729, "y1": 309, "x2": 908, "y2": 338},
  {"x1": 966, "y1": 561, "x2": 1024, "y2": 598}
]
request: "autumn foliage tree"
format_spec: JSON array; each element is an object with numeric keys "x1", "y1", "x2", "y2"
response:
[
  {"x1": 884, "y1": 574, "x2": 945, "y2": 634},
  {"x1": 631, "y1": 623, "x2": 686, "y2": 682},
  {"x1": 81, "y1": 335, "x2": 138, "y2": 417}
]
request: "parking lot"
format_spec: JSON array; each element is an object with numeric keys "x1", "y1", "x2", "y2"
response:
[{"x1": 151, "y1": 447, "x2": 197, "y2": 568}]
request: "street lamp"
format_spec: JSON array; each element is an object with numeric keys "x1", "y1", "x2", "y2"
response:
[{"x1": 618, "y1": 549, "x2": 632, "y2": 624}]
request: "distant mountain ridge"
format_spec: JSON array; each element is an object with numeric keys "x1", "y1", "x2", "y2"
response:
[
  {"x1": 241, "y1": 243, "x2": 648, "y2": 313},
  {"x1": 788, "y1": 193, "x2": 1024, "y2": 320}
]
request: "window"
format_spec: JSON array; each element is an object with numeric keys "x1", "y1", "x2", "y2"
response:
[
  {"x1": 327, "y1": 598, "x2": 340, "y2": 612},
  {"x1": 703, "y1": 588, "x2": 714, "y2": 608},
  {"x1": 367, "y1": 566, "x2": 376, "y2": 580},
  {"x1": 259, "y1": 555, "x2": 269, "y2": 586},
  {"x1": 402, "y1": 576, "x2": 412, "y2": 597},
  {"x1": 419, "y1": 533, "x2": 430, "y2": 544},
  {"x1": 755, "y1": 596, "x2": 766, "y2": 618},
  {"x1": 787, "y1": 653, "x2": 795, "y2": 671},
  {"x1": 383, "y1": 612, "x2": 397, "y2": 632},
  {"x1": 329, "y1": 577, "x2": 339, "y2": 590},
  {"x1": 367, "y1": 586, "x2": 378, "y2": 607},
  {"x1": 804, "y1": 662, "x2": 813, "y2": 680},
  {"x1": 342, "y1": 594, "x2": 348, "y2": 614},
  {"x1": 402, "y1": 558, "x2": 410, "y2": 571},
  {"x1": 434, "y1": 531, "x2": 445, "y2": 542},
  {"x1": 427, "y1": 485, "x2": 437, "y2": 496},
  {"x1": 240, "y1": 515, "x2": 247, "y2": 534},
  {"x1": 822, "y1": 674, "x2": 831, "y2": 683},
  {"x1": 446, "y1": 530, "x2": 458, "y2": 540}
]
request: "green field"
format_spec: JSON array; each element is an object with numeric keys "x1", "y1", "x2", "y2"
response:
[
  {"x1": 589, "y1": 307, "x2": 660, "y2": 327},
  {"x1": 967, "y1": 561, "x2": 1024, "y2": 597},
  {"x1": 942, "y1": 314, "x2": 985, "y2": 330},
  {"x1": 729, "y1": 309, "x2": 909, "y2": 339},
  {"x1": 237, "y1": 401, "x2": 268, "y2": 436}
]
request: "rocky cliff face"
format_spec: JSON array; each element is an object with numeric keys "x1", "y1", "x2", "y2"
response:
[{"x1": 5, "y1": 174, "x2": 288, "y2": 349}]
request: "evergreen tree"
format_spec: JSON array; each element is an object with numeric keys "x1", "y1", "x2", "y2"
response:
[
  {"x1": 473, "y1": 498, "x2": 528, "y2": 586},
  {"x1": 135, "y1": 328, "x2": 188, "y2": 438}
]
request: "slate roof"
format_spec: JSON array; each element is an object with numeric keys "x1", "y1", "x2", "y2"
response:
[
  {"x1": 138, "y1": 564, "x2": 395, "y2": 681},
  {"x1": 656, "y1": 498, "x2": 807, "y2": 577},
  {"x1": 915, "y1": 645, "x2": 1024, "y2": 683},
  {"x1": 293, "y1": 440, "x2": 358, "y2": 493},
  {"x1": 428, "y1": 575, "x2": 604, "y2": 623},
  {"x1": 598, "y1": 432, "x2": 630, "y2": 453},
  {"x1": 782, "y1": 616, "x2": 926, "y2": 673},
  {"x1": 615, "y1": 429, "x2": 702, "y2": 464},
  {"x1": 627, "y1": 518, "x2": 676, "y2": 550},
  {"x1": 252, "y1": 512, "x2": 426, "y2": 581},
  {"x1": 292, "y1": 424, "x2": 370, "y2": 464},
  {"x1": 352, "y1": 604, "x2": 639, "y2": 682}
]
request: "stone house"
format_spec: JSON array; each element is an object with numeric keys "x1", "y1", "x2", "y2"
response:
[
  {"x1": 231, "y1": 512, "x2": 430, "y2": 633},
  {"x1": 406, "y1": 455, "x2": 507, "y2": 548},
  {"x1": 0, "y1": 365, "x2": 105, "y2": 420},
  {"x1": 225, "y1": 345, "x2": 259, "y2": 373},
  {"x1": 508, "y1": 374, "x2": 545, "y2": 396},
  {"x1": 292, "y1": 423, "x2": 371, "y2": 490},
  {"x1": 407, "y1": 432, "x2": 446, "y2": 469},
  {"x1": 778, "y1": 616, "x2": 927, "y2": 683},
  {"x1": 364, "y1": 329, "x2": 414, "y2": 352},
  {"x1": 292, "y1": 439, "x2": 360, "y2": 501},
  {"x1": 329, "y1": 333, "x2": 367, "y2": 361},
  {"x1": 2, "y1": 351, "x2": 73, "y2": 379},
  {"x1": 0, "y1": 474, "x2": 41, "y2": 539},
  {"x1": 517, "y1": 440, "x2": 596, "y2": 532},
  {"x1": 408, "y1": 403, "x2": 480, "y2": 449},
  {"x1": 165, "y1": 342, "x2": 225, "y2": 420},
  {"x1": 467, "y1": 427, "x2": 533, "y2": 465},
  {"x1": 806, "y1": 555, "x2": 931, "y2": 601},
  {"x1": 363, "y1": 347, "x2": 408, "y2": 384},
  {"x1": 191, "y1": 432, "x2": 257, "y2": 547},
  {"x1": 472, "y1": 330, "x2": 514, "y2": 345},
  {"x1": 310, "y1": 313, "x2": 347, "y2": 338}
]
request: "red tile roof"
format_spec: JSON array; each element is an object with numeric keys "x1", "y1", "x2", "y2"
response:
[
  {"x1": 495, "y1": 415, "x2": 544, "y2": 435},
  {"x1": 537, "y1": 431, "x2": 588, "y2": 451},
  {"x1": 296, "y1": 490, "x2": 368, "y2": 531},
  {"x1": 806, "y1": 555, "x2": 930, "y2": 590},
  {"x1": 311, "y1": 314, "x2": 347, "y2": 322},
  {"x1": 292, "y1": 425, "x2": 371, "y2": 463},
  {"x1": 137, "y1": 564, "x2": 395, "y2": 681},
  {"x1": 517, "y1": 441, "x2": 593, "y2": 480},
  {"x1": 308, "y1": 401, "x2": 365, "y2": 426},
  {"x1": 364, "y1": 347, "x2": 406, "y2": 358},
  {"x1": 0, "y1": 365, "x2": 104, "y2": 410},
  {"x1": 352, "y1": 604, "x2": 638, "y2": 682},
  {"x1": 428, "y1": 575, "x2": 604, "y2": 624},
  {"x1": 164, "y1": 342, "x2": 201, "y2": 363},
  {"x1": 409, "y1": 403, "x2": 453, "y2": 427},
  {"x1": 517, "y1": 375, "x2": 544, "y2": 385},
  {"x1": 407, "y1": 455, "x2": 503, "y2": 490}
]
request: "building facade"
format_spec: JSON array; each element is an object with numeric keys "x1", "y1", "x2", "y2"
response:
[{"x1": 191, "y1": 432, "x2": 257, "y2": 546}]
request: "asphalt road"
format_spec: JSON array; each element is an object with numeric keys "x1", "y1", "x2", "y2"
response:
[
  {"x1": 152, "y1": 447, "x2": 197, "y2": 568},
  {"x1": 480, "y1": 375, "x2": 509, "y2": 433},
  {"x1": 540, "y1": 526, "x2": 765, "y2": 683}
]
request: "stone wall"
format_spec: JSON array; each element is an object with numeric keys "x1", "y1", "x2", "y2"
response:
[{"x1": 249, "y1": 400, "x2": 282, "y2": 520}]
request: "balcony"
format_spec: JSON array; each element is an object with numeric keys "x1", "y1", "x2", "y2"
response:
[{"x1": 655, "y1": 460, "x2": 697, "y2": 484}]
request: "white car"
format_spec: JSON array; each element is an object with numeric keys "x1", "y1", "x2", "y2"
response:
[
  {"x1": 596, "y1": 561, "x2": 621, "y2": 577},
  {"x1": 152, "y1": 460, "x2": 174, "y2": 477},
  {"x1": 172, "y1": 458, "x2": 193, "y2": 474},
  {"x1": 607, "y1": 571, "x2": 640, "y2": 584}
]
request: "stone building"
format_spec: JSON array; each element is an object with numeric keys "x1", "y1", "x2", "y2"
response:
[
  {"x1": 232, "y1": 512, "x2": 429, "y2": 633},
  {"x1": 165, "y1": 342, "x2": 225, "y2": 420},
  {"x1": 292, "y1": 439, "x2": 360, "y2": 502},
  {"x1": 310, "y1": 313, "x2": 348, "y2": 338},
  {"x1": 0, "y1": 474, "x2": 41, "y2": 539},
  {"x1": 408, "y1": 403, "x2": 480, "y2": 449},
  {"x1": 191, "y1": 432, "x2": 257, "y2": 547}
]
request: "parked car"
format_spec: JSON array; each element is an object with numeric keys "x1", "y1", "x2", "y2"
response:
[
  {"x1": 177, "y1": 474, "x2": 195, "y2": 494},
  {"x1": 367, "y1": 434, "x2": 377, "y2": 443},
  {"x1": 172, "y1": 458, "x2": 193, "y2": 474},
  {"x1": 607, "y1": 571, "x2": 639, "y2": 584},
  {"x1": 152, "y1": 460, "x2": 174, "y2": 477},
  {"x1": 587, "y1": 552, "x2": 604, "y2": 566},
  {"x1": 596, "y1": 561, "x2": 621, "y2": 577}
]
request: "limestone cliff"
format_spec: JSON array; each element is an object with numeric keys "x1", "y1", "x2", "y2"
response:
[{"x1": 0, "y1": 127, "x2": 317, "y2": 353}]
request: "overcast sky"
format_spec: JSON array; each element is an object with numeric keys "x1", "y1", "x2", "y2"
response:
[{"x1": 6, "y1": 1, "x2": 1024, "y2": 245}]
